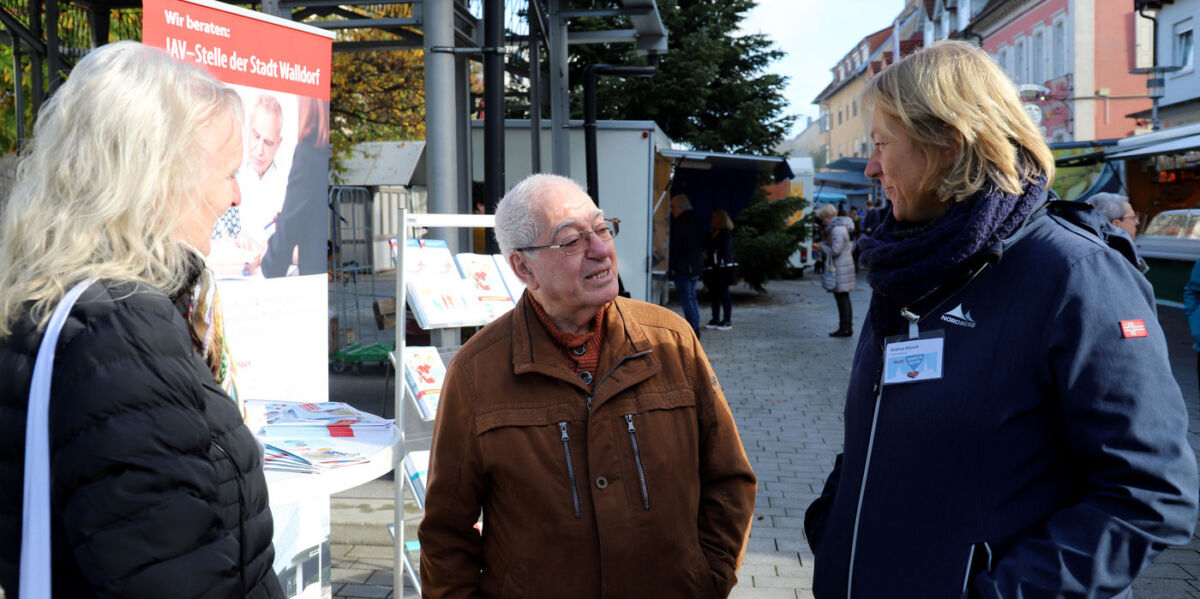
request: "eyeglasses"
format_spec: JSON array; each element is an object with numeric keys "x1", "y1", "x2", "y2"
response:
[
  {"x1": 1117, "y1": 215, "x2": 1140, "y2": 223},
  {"x1": 516, "y1": 218, "x2": 621, "y2": 255}
]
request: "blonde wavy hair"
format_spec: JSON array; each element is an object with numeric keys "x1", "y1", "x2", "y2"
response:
[
  {"x1": 863, "y1": 40, "x2": 1055, "y2": 204},
  {"x1": 0, "y1": 41, "x2": 243, "y2": 336}
]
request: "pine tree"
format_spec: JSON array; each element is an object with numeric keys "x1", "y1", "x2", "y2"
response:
[{"x1": 566, "y1": 0, "x2": 794, "y2": 155}]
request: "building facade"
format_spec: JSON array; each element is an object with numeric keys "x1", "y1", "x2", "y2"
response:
[
  {"x1": 1137, "y1": 0, "x2": 1200, "y2": 128},
  {"x1": 921, "y1": 0, "x2": 1155, "y2": 142},
  {"x1": 814, "y1": 1, "x2": 923, "y2": 163}
]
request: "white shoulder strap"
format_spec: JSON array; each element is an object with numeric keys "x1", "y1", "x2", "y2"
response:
[{"x1": 21, "y1": 277, "x2": 97, "y2": 599}]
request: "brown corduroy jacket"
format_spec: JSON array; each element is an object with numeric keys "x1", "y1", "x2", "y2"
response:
[{"x1": 418, "y1": 294, "x2": 756, "y2": 598}]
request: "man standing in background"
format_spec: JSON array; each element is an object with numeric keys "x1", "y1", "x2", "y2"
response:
[{"x1": 669, "y1": 194, "x2": 705, "y2": 338}]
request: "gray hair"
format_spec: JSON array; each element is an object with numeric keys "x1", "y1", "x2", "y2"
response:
[
  {"x1": 494, "y1": 173, "x2": 589, "y2": 255},
  {"x1": 671, "y1": 194, "x2": 692, "y2": 211},
  {"x1": 1085, "y1": 193, "x2": 1131, "y2": 222},
  {"x1": 816, "y1": 203, "x2": 838, "y2": 221}
]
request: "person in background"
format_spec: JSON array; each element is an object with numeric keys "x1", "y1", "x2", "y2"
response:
[
  {"x1": 861, "y1": 199, "x2": 882, "y2": 237},
  {"x1": 1086, "y1": 192, "x2": 1140, "y2": 239},
  {"x1": 261, "y1": 96, "x2": 331, "y2": 277},
  {"x1": 805, "y1": 40, "x2": 1197, "y2": 598},
  {"x1": 816, "y1": 203, "x2": 856, "y2": 337},
  {"x1": 418, "y1": 173, "x2": 756, "y2": 598},
  {"x1": 1186, "y1": 259, "x2": 1200, "y2": 399},
  {"x1": 669, "y1": 193, "x2": 705, "y2": 337},
  {"x1": 0, "y1": 42, "x2": 283, "y2": 598},
  {"x1": 704, "y1": 209, "x2": 736, "y2": 331}
]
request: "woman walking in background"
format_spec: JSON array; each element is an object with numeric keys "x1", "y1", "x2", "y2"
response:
[
  {"x1": 816, "y1": 204, "x2": 856, "y2": 337},
  {"x1": 704, "y1": 209, "x2": 736, "y2": 330}
]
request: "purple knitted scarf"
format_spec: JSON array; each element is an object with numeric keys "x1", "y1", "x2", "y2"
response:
[{"x1": 857, "y1": 175, "x2": 1048, "y2": 336}]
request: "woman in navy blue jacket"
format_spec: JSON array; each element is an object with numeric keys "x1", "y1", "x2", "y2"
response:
[{"x1": 804, "y1": 40, "x2": 1198, "y2": 598}]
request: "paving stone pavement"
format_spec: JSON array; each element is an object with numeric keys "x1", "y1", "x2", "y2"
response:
[{"x1": 324, "y1": 270, "x2": 1200, "y2": 599}]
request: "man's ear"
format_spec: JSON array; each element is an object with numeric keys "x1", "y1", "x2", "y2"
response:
[{"x1": 509, "y1": 251, "x2": 539, "y2": 290}]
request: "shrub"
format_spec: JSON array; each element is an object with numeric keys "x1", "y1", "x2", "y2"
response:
[{"x1": 733, "y1": 194, "x2": 810, "y2": 292}]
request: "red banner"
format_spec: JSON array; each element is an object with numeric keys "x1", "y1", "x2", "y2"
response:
[{"x1": 143, "y1": 0, "x2": 332, "y2": 100}]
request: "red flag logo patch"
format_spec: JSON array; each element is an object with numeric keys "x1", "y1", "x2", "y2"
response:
[{"x1": 1120, "y1": 319, "x2": 1148, "y2": 338}]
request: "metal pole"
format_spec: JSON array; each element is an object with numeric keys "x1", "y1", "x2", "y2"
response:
[
  {"x1": 46, "y1": 0, "x2": 61, "y2": 93},
  {"x1": 584, "y1": 65, "x2": 599, "y2": 203},
  {"x1": 87, "y1": 6, "x2": 109, "y2": 48},
  {"x1": 456, "y1": 46, "x2": 473, "y2": 252},
  {"x1": 483, "y1": 0, "x2": 504, "y2": 214},
  {"x1": 583, "y1": 59, "x2": 659, "y2": 206},
  {"x1": 423, "y1": 0, "x2": 458, "y2": 243},
  {"x1": 529, "y1": 1, "x2": 542, "y2": 173},
  {"x1": 423, "y1": 0, "x2": 461, "y2": 351},
  {"x1": 29, "y1": 0, "x2": 43, "y2": 113},
  {"x1": 547, "y1": 0, "x2": 570, "y2": 176},
  {"x1": 11, "y1": 32, "x2": 24, "y2": 149}
]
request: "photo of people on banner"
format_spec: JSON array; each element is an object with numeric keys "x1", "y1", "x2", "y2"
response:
[{"x1": 208, "y1": 86, "x2": 330, "y2": 280}]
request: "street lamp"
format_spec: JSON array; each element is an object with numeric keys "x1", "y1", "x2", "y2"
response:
[{"x1": 1131, "y1": 65, "x2": 1182, "y2": 130}]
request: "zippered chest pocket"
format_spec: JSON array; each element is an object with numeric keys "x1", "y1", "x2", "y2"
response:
[
  {"x1": 475, "y1": 406, "x2": 588, "y2": 520},
  {"x1": 608, "y1": 390, "x2": 702, "y2": 512}
]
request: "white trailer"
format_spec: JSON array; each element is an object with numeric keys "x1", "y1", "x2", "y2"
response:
[{"x1": 470, "y1": 119, "x2": 673, "y2": 304}]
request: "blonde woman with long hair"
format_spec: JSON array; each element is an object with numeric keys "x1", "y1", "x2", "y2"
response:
[{"x1": 0, "y1": 42, "x2": 283, "y2": 597}]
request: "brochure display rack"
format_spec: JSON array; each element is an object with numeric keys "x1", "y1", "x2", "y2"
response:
[{"x1": 392, "y1": 210, "x2": 499, "y2": 594}]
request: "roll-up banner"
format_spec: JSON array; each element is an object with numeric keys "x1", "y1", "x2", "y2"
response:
[{"x1": 145, "y1": 0, "x2": 335, "y2": 404}]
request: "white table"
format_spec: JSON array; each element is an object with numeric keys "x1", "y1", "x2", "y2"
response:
[
  {"x1": 251, "y1": 405, "x2": 402, "y2": 599},
  {"x1": 264, "y1": 427, "x2": 402, "y2": 507}
]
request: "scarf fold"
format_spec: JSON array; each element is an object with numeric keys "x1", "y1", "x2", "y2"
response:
[
  {"x1": 175, "y1": 249, "x2": 239, "y2": 405},
  {"x1": 857, "y1": 175, "x2": 1047, "y2": 336}
]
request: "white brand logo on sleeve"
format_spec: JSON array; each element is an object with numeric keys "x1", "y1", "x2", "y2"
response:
[{"x1": 940, "y1": 304, "x2": 976, "y2": 328}]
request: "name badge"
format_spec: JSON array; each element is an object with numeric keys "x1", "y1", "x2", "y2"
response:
[{"x1": 882, "y1": 330, "x2": 945, "y2": 385}]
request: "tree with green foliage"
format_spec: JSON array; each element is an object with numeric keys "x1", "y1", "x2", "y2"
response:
[
  {"x1": 0, "y1": 5, "x2": 141, "y2": 154},
  {"x1": 562, "y1": 0, "x2": 794, "y2": 155},
  {"x1": 731, "y1": 184, "x2": 811, "y2": 292},
  {"x1": 317, "y1": 4, "x2": 427, "y2": 175}
]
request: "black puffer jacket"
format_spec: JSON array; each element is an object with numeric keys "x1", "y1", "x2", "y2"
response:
[{"x1": 0, "y1": 279, "x2": 282, "y2": 598}]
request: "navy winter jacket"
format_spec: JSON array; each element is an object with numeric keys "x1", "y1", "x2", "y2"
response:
[{"x1": 805, "y1": 209, "x2": 1199, "y2": 598}]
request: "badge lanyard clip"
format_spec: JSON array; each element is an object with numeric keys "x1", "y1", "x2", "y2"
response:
[{"x1": 900, "y1": 308, "x2": 920, "y2": 340}]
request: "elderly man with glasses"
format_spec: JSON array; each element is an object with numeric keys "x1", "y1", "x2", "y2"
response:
[{"x1": 418, "y1": 173, "x2": 757, "y2": 599}]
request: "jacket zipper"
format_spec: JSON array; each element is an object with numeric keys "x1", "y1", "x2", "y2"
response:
[
  {"x1": 559, "y1": 422, "x2": 581, "y2": 519},
  {"x1": 960, "y1": 542, "x2": 993, "y2": 598},
  {"x1": 846, "y1": 372, "x2": 885, "y2": 599},
  {"x1": 847, "y1": 266, "x2": 997, "y2": 598},
  {"x1": 211, "y1": 440, "x2": 247, "y2": 596},
  {"x1": 624, "y1": 414, "x2": 650, "y2": 510}
]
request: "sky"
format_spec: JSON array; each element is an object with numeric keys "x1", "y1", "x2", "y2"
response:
[{"x1": 739, "y1": 0, "x2": 910, "y2": 138}]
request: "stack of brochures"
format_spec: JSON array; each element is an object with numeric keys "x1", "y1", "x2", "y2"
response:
[
  {"x1": 398, "y1": 238, "x2": 527, "y2": 329},
  {"x1": 402, "y1": 449, "x2": 430, "y2": 508},
  {"x1": 402, "y1": 346, "x2": 447, "y2": 421},
  {"x1": 245, "y1": 401, "x2": 395, "y2": 439},
  {"x1": 263, "y1": 439, "x2": 369, "y2": 473}
]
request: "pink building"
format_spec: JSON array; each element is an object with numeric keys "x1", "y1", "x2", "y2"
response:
[{"x1": 924, "y1": 0, "x2": 1154, "y2": 143}]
